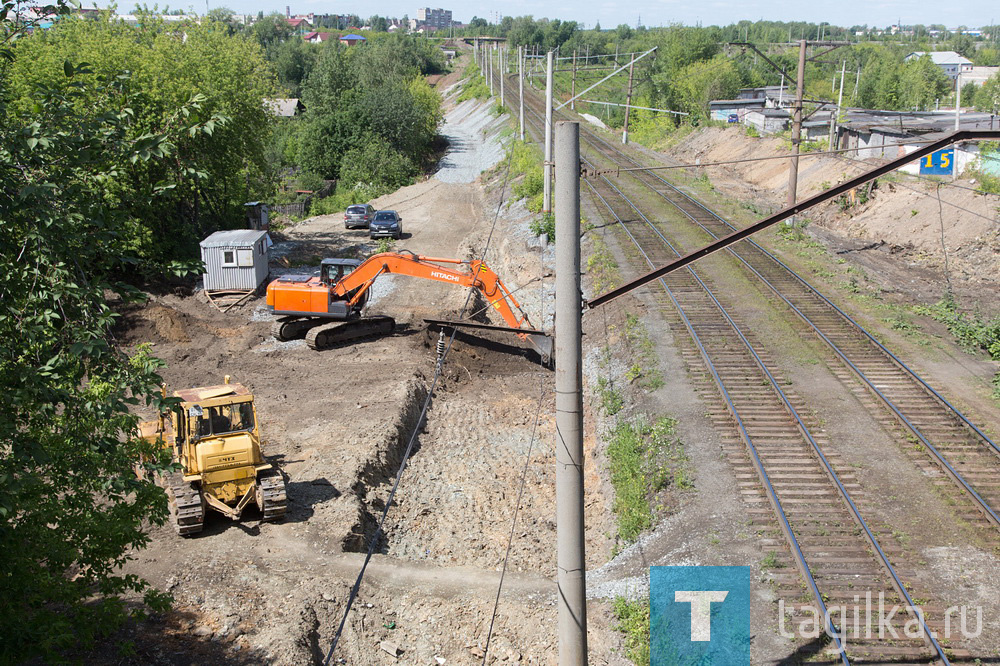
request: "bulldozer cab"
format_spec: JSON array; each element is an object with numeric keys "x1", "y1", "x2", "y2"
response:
[{"x1": 188, "y1": 402, "x2": 255, "y2": 439}]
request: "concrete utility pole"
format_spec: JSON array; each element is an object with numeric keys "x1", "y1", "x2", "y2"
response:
[
  {"x1": 622, "y1": 55, "x2": 635, "y2": 144},
  {"x1": 500, "y1": 46, "x2": 505, "y2": 108},
  {"x1": 554, "y1": 120, "x2": 587, "y2": 666},
  {"x1": 489, "y1": 45, "x2": 494, "y2": 96},
  {"x1": 955, "y1": 72, "x2": 962, "y2": 131},
  {"x1": 519, "y1": 46, "x2": 525, "y2": 141},
  {"x1": 571, "y1": 49, "x2": 578, "y2": 111},
  {"x1": 543, "y1": 51, "x2": 554, "y2": 213},
  {"x1": 828, "y1": 60, "x2": 845, "y2": 148},
  {"x1": 786, "y1": 39, "x2": 807, "y2": 208}
]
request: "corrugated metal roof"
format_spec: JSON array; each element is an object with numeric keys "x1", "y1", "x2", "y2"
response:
[
  {"x1": 200, "y1": 229, "x2": 268, "y2": 248},
  {"x1": 906, "y1": 51, "x2": 973, "y2": 66}
]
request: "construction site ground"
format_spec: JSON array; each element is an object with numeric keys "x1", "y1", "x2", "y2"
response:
[
  {"x1": 110, "y1": 83, "x2": 632, "y2": 665},
  {"x1": 104, "y1": 74, "x2": 1000, "y2": 664}
]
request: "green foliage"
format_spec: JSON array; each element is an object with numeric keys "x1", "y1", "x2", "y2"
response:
[
  {"x1": 623, "y1": 313, "x2": 664, "y2": 390},
  {"x1": 294, "y1": 36, "x2": 443, "y2": 184},
  {"x1": 457, "y1": 62, "x2": 491, "y2": 102},
  {"x1": 529, "y1": 213, "x2": 555, "y2": 240},
  {"x1": 597, "y1": 377, "x2": 624, "y2": 416},
  {"x1": 5, "y1": 13, "x2": 279, "y2": 268},
  {"x1": 761, "y1": 551, "x2": 786, "y2": 569},
  {"x1": 915, "y1": 297, "x2": 1000, "y2": 360},
  {"x1": 612, "y1": 597, "x2": 651, "y2": 666},
  {"x1": 339, "y1": 135, "x2": 416, "y2": 193},
  {"x1": 975, "y1": 73, "x2": 1000, "y2": 112},
  {"x1": 606, "y1": 415, "x2": 687, "y2": 543},
  {"x1": 0, "y1": 24, "x2": 197, "y2": 657},
  {"x1": 854, "y1": 49, "x2": 951, "y2": 111}
]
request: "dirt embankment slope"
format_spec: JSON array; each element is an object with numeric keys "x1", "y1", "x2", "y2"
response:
[
  {"x1": 104, "y1": 67, "x2": 630, "y2": 664},
  {"x1": 667, "y1": 127, "x2": 999, "y2": 304}
]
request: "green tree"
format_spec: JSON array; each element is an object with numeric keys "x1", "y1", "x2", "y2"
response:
[
  {"x1": 975, "y1": 74, "x2": 1000, "y2": 112},
  {"x1": 338, "y1": 135, "x2": 415, "y2": 190},
  {"x1": 0, "y1": 50, "x2": 229, "y2": 665},
  {"x1": 6, "y1": 15, "x2": 279, "y2": 265},
  {"x1": 253, "y1": 11, "x2": 292, "y2": 47},
  {"x1": 672, "y1": 55, "x2": 741, "y2": 118}
]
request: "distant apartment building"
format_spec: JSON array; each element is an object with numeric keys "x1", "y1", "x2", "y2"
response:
[{"x1": 416, "y1": 7, "x2": 452, "y2": 29}]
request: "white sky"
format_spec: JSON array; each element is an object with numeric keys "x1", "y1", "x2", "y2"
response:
[{"x1": 139, "y1": 0, "x2": 996, "y2": 30}]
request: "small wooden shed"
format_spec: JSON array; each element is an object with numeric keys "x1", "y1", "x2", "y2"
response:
[{"x1": 200, "y1": 229, "x2": 270, "y2": 292}]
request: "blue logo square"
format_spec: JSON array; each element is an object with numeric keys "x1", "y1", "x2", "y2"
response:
[{"x1": 651, "y1": 566, "x2": 754, "y2": 665}]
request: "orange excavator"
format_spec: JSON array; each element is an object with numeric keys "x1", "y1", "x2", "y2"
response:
[{"x1": 265, "y1": 251, "x2": 550, "y2": 356}]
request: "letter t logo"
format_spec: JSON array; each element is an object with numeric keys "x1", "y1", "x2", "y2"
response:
[{"x1": 675, "y1": 591, "x2": 729, "y2": 641}]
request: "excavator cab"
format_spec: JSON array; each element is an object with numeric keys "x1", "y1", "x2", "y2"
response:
[{"x1": 320, "y1": 258, "x2": 361, "y2": 287}]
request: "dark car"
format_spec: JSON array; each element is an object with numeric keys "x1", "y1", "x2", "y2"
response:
[
  {"x1": 369, "y1": 210, "x2": 403, "y2": 240},
  {"x1": 344, "y1": 204, "x2": 375, "y2": 229}
]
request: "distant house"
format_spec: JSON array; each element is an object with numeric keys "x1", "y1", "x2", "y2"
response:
[
  {"x1": 286, "y1": 17, "x2": 311, "y2": 31},
  {"x1": 904, "y1": 51, "x2": 973, "y2": 82},
  {"x1": 340, "y1": 33, "x2": 366, "y2": 46},
  {"x1": 966, "y1": 66, "x2": 1000, "y2": 87},
  {"x1": 264, "y1": 98, "x2": 305, "y2": 117},
  {"x1": 737, "y1": 86, "x2": 792, "y2": 109},
  {"x1": 744, "y1": 108, "x2": 790, "y2": 135},
  {"x1": 303, "y1": 31, "x2": 333, "y2": 43}
]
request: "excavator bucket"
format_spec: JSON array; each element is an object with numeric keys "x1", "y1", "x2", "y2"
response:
[{"x1": 528, "y1": 333, "x2": 553, "y2": 362}]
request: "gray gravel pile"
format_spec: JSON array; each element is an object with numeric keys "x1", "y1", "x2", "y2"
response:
[{"x1": 434, "y1": 99, "x2": 509, "y2": 184}]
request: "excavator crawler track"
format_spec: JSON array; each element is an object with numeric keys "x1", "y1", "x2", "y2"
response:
[
  {"x1": 256, "y1": 470, "x2": 287, "y2": 522},
  {"x1": 304, "y1": 316, "x2": 396, "y2": 350},
  {"x1": 272, "y1": 316, "x2": 316, "y2": 342},
  {"x1": 166, "y1": 472, "x2": 204, "y2": 536}
]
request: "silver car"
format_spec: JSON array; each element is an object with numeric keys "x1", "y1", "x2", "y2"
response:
[{"x1": 344, "y1": 204, "x2": 374, "y2": 230}]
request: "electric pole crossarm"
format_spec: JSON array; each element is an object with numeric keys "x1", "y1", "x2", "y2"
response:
[
  {"x1": 729, "y1": 42, "x2": 796, "y2": 89},
  {"x1": 586, "y1": 130, "x2": 1000, "y2": 309},
  {"x1": 806, "y1": 43, "x2": 850, "y2": 61},
  {"x1": 554, "y1": 47, "x2": 657, "y2": 111}
]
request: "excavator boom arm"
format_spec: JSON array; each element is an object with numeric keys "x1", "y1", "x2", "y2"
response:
[{"x1": 332, "y1": 253, "x2": 531, "y2": 331}]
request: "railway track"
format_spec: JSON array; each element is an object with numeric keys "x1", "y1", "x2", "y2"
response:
[{"x1": 483, "y1": 60, "x2": 997, "y2": 663}]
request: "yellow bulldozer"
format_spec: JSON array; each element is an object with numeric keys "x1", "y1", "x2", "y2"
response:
[{"x1": 139, "y1": 377, "x2": 286, "y2": 536}]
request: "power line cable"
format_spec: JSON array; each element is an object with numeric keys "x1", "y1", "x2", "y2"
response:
[
  {"x1": 323, "y1": 116, "x2": 519, "y2": 665},
  {"x1": 480, "y1": 357, "x2": 546, "y2": 664}
]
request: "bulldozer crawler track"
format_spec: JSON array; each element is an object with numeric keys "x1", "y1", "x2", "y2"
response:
[
  {"x1": 257, "y1": 471, "x2": 287, "y2": 522},
  {"x1": 304, "y1": 316, "x2": 396, "y2": 351},
  {"x1": 166, "y1": 472, "x2": 204, "y2": 536}
]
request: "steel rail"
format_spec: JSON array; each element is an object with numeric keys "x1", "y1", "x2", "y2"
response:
[
  {"x1": 578, "y1": 127, "x2": 1000, "y2": 525},
  {"x1": 588, "y1": 165, "x2": 949, "y2": 664},
  {"x1": 587, "y1": 129, "x2": 1000, "y2": 308},
  {"x1": 510, "y1": 65, "x2": 952, "y2": 665},
  {"x1": 583, "y1": 177, "x2": 850, "y2": 665}
]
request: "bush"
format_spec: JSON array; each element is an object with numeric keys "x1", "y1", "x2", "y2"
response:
[
  {"x1": 338, "y1": 136, "x2": 415, "y2": 192},
  {"x1": 456, "y1": 62, "x2": 491, "y2": 102},
  {"x1": 529, "y1": 212, "x2": 555, "y2": 240},
  {"x1": 612, "y1": 597, "x2": 650, "y2": 666}
]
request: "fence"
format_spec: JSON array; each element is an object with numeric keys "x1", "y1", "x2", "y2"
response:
[{"x1": 270, "y1": 180, "x2": 336, "y2": 219}]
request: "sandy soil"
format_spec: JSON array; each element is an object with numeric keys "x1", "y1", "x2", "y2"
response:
[
  {"x1": 99, "y1": 63, "x2": 635, "y2": 665},
  {"x1": 666, "y1": 127, "x2": 1000, "y2": 312}
]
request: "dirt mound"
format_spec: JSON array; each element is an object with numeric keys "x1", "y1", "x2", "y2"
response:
[{"x1": 665, "y1": 126, "x2": 1000, "y2": 305}]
